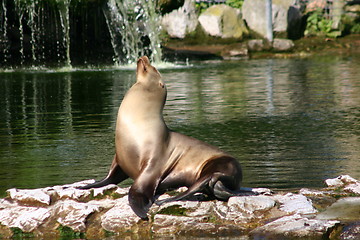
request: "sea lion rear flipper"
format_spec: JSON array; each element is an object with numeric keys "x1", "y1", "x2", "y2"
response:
[
  {"x1": 155, "y1": 176, "x2": 212, "y2": 205},
  {"x1": 78, "y1": 154, "x2": 128, "y2": 189}
]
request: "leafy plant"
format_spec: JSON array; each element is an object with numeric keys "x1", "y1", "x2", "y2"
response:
[
  {"x1": 351, "y1": 23, "x2": 360, "y2": 34},
  {"x1": 226, "y1": 0, "x2": 244, "y2": 9},
  {"x1": 10, "y1": 228, "x2": 34, "y2": 239},
  {"x1": 58, "y1": 225, "x2": 85, "y2": 240},
  {"x1": 304, "y1": 9, "x2": 340, "y2": 37},
  {"x1": 195, "y1": 1, "x2": 211, "y2": 14}
]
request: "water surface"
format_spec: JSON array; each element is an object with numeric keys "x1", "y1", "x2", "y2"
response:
[{"x1": 1, "y1": 56, "x2": 360, "y2": 195}]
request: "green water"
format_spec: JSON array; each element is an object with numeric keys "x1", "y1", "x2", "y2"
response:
[{"x1": 1, "y1": 56, "x2": 360, "y2": 195}]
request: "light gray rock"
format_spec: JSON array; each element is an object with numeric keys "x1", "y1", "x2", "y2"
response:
[
  {"x1": 251, "y1": 187, "x2": 274, "y2": 195},
  {"x1": 44, "y1": 179, "x2": 95, "y2": 200},
  {"x1": 198, "y1": 4, "x2": 248, "y2": 39},
  {"x1": 273, "y1": 193, "x2": 317, "y2": 215},
  {"x1": 247, "y1": 39, "x2": 267, "y2": 52},
  {"x1": 0, "y1": 175, "x2": 359, "y2": 238},
  {"x1": 52, "y1": 186, "x2": 91, "y2": 200},
  {"x1": 161, "y1": 0, "x2": 198, "y2": 38},
  {"x1": 325, "y1": 176, "x2": 344, "y2": 187},
  {"x1": 326, "y1": 175, "x2": 359, "y2": 188},
  {"x1": 54, "y1": 199, "x2": 100, "y2": 232},
  {"x1": 92, "y1": 184, "x2": 119, "y2": 197},
  {"x1": 213, "y1": 201, "x2": 229, "y2": 219},
  {"x1": 100, "y1": 196, "x2": 140, "y2": 232},
  {"x1": 345, "y1": 183, "x2": 360, "y2": 195},
  {"x1": 242, "y1": 0, "x2": 302, "y2": 39},
  {"x1": 251, "y1": 214, "x2": 340, "y2": 239},
  {"x1": 0, "y1": 206, "x2": 50, "y2": 232},
  {"x1": 300, "y1": 188, "x2": 328, "y2": 196},
  {"x1": 272, "y1": 38, "x2": 295, "y2": 51},
  {"x1": 248, "y1": 38, "x2": 294, "y2": 52},
  {"x1": 114, "y1": 186, "x2": 130, "y2": 196},
  {"x1": 226, "y1": 196, "x2": 276, "y2": 222},
  {"x1": 7, "y1": 188, "x2": 51, "y2": 205}
]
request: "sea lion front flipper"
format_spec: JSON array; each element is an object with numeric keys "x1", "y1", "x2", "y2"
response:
[
  {"x1": 78, "y1": 154, "x2": 128, "y2": 189},
  {"x1": 128, "y1": 174, "x2": 159, "y2": 219}
]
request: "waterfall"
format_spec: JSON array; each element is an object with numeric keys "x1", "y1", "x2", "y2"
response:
[
  {"x1": 57, "y1": 0, "x2": 71, "y2": 67},
  {"x1": 0, "y1": 0, "x2": 162, "y2": 68},
  {"x1": 103, "y1": 0, "x2": 162, "y2": 65},
  {"x1": 1, "y1": 0, "x2": 9, "y2": 63}
]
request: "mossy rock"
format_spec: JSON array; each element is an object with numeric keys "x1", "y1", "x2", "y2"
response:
[{"x1": 157, "y1": 205, "x2": 188, "y2": 216}]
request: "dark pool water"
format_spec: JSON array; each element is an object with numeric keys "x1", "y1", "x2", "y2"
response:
[{"x1": 1, "y1": 56, "x2": 360, "y2": 195}]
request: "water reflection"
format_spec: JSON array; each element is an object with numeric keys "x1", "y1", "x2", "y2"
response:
[{"x1": 1, "y1": 56, "x2": 360, "y2": 195}]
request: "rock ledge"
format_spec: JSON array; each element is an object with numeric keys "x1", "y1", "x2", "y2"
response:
[{"x1": 1, "y1": 175, "x2": 360, "y2": 239}]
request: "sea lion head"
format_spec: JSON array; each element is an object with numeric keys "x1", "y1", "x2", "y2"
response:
[{"x1": 136, "y1": 56, "x2": 165, "y2": 89}]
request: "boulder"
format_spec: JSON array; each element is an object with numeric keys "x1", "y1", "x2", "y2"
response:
[
  {"x1": 242, "y1": 0, "x2": 303, "y2": 39},
  {"x1": 251, "y1": 214, "x2": 340, "y2": 239},
  {"x1": 247, "y1": 38, "x2": 294, "y2": 52},
  {"x1": 226, "y1": 196, "x2": 276, "y2": 222},
  {"x1": 0, "y1": 206, "x2": 50, "y2": 232},
  {"x1": 272, "y1": 38, "x2": 295, "y2": 51},
  {"x1": 54, "y1": 200, "x2": 100, "y2": 232},
  {"x1": 161, "y1": 0, "x2": 198, "y2": 38},
  {"x1": 100, "y1": 196, "x2": 140, "y2": 232},
  {"x1": 273, "y1": 193, "x2": 317, "y2": 214},
  {"x1": 6, "y1": 188, "x2": 51, "y2": 206},
  {"x1": 198, "y1": 4, "x2": 249, "y2": 39},
  {"x1": 247, "y1": 39, "x2": 268, "y2": 52}
]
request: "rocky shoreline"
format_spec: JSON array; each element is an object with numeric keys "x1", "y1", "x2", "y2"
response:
[
  {"x1": 162, "y1": 34, "x2": 360, "y2": 62},
  {"x1": 1, "y1": 175, "x2": 360, "y2": 239}
]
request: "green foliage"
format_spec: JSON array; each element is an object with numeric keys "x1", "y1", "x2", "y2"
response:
[
  {"x1": 351, "y1": 24, "x2": 360, "y2": 34},
  {"x1": 195, "y1": 1, "x2": 210, "y2": 14},
  {"x1": 304, "y1": 9, "x2": 344, "y2": 38},
  {"x1": 226, "y1": 0, "x2": 244, "y2": 9},
  {"x1": 11, "y1": 228, "x2": 34, "y2": 239},
  {"x1": 341, "y1": 14, "x2": 360, "y2": 35},
  {"x1": 305, "y1": 9, "x2": 335, "y2": 37},
  {"x1": 195, "y1": 0, "x2": 244, "y2": 13},
  {"x1": 58, "y1": 225, "x2": 85, "y2": 240},
  {"x1": 104, "y1": 229, "x2": 116, "y2": 237}
]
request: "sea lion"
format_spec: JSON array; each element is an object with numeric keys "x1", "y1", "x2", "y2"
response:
[{"x1": 80, "y1": 56, "x2": 245, "y2": 219}]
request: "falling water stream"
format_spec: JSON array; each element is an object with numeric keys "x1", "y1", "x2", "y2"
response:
[{"x1": 0, "y1": 0, "x2": 162, "y2": 67}]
